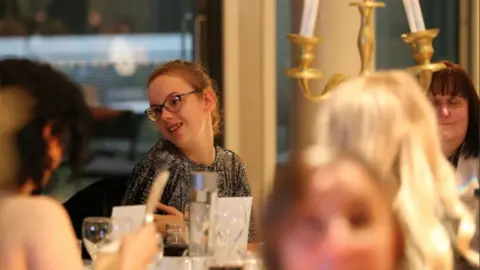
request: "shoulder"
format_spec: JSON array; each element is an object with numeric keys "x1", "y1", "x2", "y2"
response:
[
  {"x1": 145, "y1": 138, "x2": 168, "y2": 159},
  {"x1": 217, "y1": 147, "x2": 244, "y2": 164},
  {"x1": 216, "y1": 147, "x2": 248, "y2": 180},
  {"x1": 147, "y1": 139, "x2": 181, "y2": 162},
  {"x1": 0, "y1": 196, "x2": 71, "y2": 239},
  {"x1": 131, "y1": 139, "x2": 182, "y2": 184},
  {"x1": 2, "y1": 195, "x2": 65, "y2": 216},
  {"x1": 10, "y1": 196, "x2": 69, "y2": 224},
  {"x1": 134, "y1": 139, "x2": 176, "y2": 170},
  {"x1": 0, "y1": 196, "x2": 84, "y2": 269},
  {"x1": 457, "y1": 155, "x2": 479, "y2": 181}
]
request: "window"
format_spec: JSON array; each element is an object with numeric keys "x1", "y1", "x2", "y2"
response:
[
  {"x1": 276, "y1": 0, "x2": 292, "y2": 164},
  {"x1": 0, "y1": 0, "x2": 201, "y2": 201}
]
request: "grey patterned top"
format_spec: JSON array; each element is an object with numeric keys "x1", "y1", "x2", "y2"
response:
[{"x1": 122, "y1": 139, "x2": 255, "y2": 241}]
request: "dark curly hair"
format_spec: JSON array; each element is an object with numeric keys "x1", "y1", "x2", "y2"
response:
[{"x1": 0, "y1": 58, "x2": 92, "y2": 190}]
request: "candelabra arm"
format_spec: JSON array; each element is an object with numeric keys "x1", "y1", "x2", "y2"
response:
[
  {"x1": 402, "y1": 29, "x2": 446, "y2": 92},
  {"x1": 286, "y1": 34, "x2": 329, "y2": 102},
  {"x1": 298, "y1": 78, "x2": 331, "y2": 101},
  {"x1": 286, "y1": 1, "x2": 387, "y2": 102},
  {"x1": 323, "y1": 74, "x2": 350, "y2": 94}
]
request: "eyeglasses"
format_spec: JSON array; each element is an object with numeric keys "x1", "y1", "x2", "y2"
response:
[
  {"x1": 428, "y1": 96, "x2": 465, "y2": 110},
  {"x1": 145, "y1": 90, "x2": 199, "y2": 121}
]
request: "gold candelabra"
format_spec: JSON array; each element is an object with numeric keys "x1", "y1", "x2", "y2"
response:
[
  {"x1": 287, "y1": 0, "x2": 446, "y2": 102},
  {"x1": 401, "y1": 29, "x2": 446, "y2": 91},
  {"x1": 285, "y1": 34, "x2": 325, "y2": 101}
]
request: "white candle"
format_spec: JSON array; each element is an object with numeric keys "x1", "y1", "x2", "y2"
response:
[
  {"x1": 306, "y1": 0, "x2": 320, "y2": 36},
  {"x1": 300, "y1": 0, "x2": 311, "y2": 35},
  {"x1": 411, "y1": 0, "x2": 426, "y2": 31},
  {"x1": 300, "y1": 0, "x2": 319, "y2": 37},
  {"x1": 402, "y1": 0, "x2": 418, "y2": 32}
]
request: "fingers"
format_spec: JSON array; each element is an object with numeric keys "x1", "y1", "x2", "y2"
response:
[
  {"x1": 153, "y1": 214, "x2": 184, "y2": 235},
  {"x1": 124, "y1": 224, "x2": 158, "y2": 252},
  {"x1": 125, "y1": 223, "x2": 156, "y2": 239},
  {"x1": 156, "y1": 202, "x2": 182, "y2": 216},
  {"x1": 118, "y1": 224, "x2": 158, "y2": 270},
  {"x1": 143, "y1": 223, "x2": 157, "y2": 234}
]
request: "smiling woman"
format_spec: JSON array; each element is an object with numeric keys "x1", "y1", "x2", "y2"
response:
[
  {"x1": 428, "y1": 61, "x2": 480, "y2": 269},
  {"x1": 121, "y1": 59, "x2": 256, "y2": 242},
  {"x1": 428, "y1": 61, "x2": 479, "y2": 172}
]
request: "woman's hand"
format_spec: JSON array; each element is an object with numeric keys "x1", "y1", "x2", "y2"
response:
[
  {"x1": 119, "y1": 224, "x2": 158, "y2": 270},
  {"x1": 154, "y1": 203, "x2": 184, "y2": 234}
]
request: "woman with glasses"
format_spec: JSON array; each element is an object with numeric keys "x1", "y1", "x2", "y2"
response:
[
  {"x1": 428, "y1": 61, "x2": 479, "y2": 182},
  {"x1": 122, "y1": 60, "x2": 254, "y2": 240},
  {"x1": 428, "y1": 61, "x2": 479, "y2": 270}
]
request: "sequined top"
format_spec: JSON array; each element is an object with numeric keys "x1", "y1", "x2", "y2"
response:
[{"x1": 122, "y1": 139, "x2": 255, "y2": 241}]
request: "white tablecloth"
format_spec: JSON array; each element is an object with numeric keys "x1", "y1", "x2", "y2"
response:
[{"x1": 83, "y1": 257, "x2": 202, "y2": 270}]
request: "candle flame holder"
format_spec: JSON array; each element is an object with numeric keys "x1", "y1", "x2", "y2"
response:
[
  {"x1": 401, "y1": 29, "x2": 446, "y2": 91},
  {"x1": 286, "y1": 34, "x2": 327, "y2": 101},
  {"x1": 287, "y1": 0, "x2": 385, "y2": 102}
]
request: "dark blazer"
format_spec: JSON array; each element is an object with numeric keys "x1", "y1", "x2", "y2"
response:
[{"x1": 63, "y1": 176, "x2": 128, "y2": 259}]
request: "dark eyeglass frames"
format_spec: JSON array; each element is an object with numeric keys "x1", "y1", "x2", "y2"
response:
[{"x1": 144, "y1": 90, "x2": 199, "y2": 121}]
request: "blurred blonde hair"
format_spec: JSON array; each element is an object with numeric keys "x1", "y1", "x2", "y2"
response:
[
  {"x1": 312, "y1": 71, "x2": 478, "y2": 269},
  {"x1": 0, "y1": 88, "x2": 34, "y2": 189}
]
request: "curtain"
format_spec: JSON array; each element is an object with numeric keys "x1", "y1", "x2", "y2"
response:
[
  {"x1": 376, "y1": 0, "x2": 459, "y2": 69},
  {"x1": 421, "y1": 0, "x2": 459, "y2": 62}
]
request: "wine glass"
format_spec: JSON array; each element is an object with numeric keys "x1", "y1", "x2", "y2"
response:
[
  {"x1": 149, "y1": 233, "x2": 165, "y2": 270},
  {"x1": 242, "y1": 251, "x2": 264, "y2": 270},
  {"x1": 82, "y1": 217, "x2": 112, "y2": 261},
  {"x1": 109, "y1": 217, "x2": 133, "y2": 240},
  {"x1": 183, "y1": 203, "x2": 190, "y2": 245},
  {"x1": 215, "y1": 204, "x2": 247, "y2": 262},
  {"x1": 184, "y1": 203, "x2": 190, "y2": 225}
]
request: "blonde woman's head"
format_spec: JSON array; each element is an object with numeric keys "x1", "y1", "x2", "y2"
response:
[
  {"x1": 313, "y1": 71, "x2": 478, "y2": 269},
  {"x1": 264, "y1": 149, "x2": 402, "y2": 270}
]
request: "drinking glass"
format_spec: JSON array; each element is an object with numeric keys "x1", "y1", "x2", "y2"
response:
[
  {"x1": 82, "y1": 217, "x2": 133, "y2": 260},
  {"x1": 242, "y1": 251, "x2": 264, "y2": 270},
  {"x1": 215, "y1": 204, "x2": 246, "y2": 262},
  {"x1": 183, "y1": 203, "x2": 191, "y2": 244},
  {"x1": 109, "y1": 217, "x2": 133, "y2": 240},
  {"x1": 157, "y1": 257, "x2": 193, "y2": 270},
  {"x1": 184, "y1": 203, "x2": 190, "y2": 226},
  {"x1": 166, "y1": 222, "x2": 187, "y2": 245},
  {"x1": 82, "y1": 217, "x2": 112, "y2": 260},
  {"x1": 148, "y1": 233, "x2": 165, "y2": 270},
  {"x1": 164, "y1": 222, "x2": 188, "y2": 256}
]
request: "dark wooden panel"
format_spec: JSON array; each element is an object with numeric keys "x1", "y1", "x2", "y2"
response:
[{"x1": 196, "y1": 0, "x2": 224, "y2": 146}]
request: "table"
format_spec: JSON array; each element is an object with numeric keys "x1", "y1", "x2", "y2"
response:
[{"x1": 83, "y1": 257, "x2": 203, "y2": 270}]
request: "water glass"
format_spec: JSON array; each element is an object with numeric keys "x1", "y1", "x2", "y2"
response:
[
  {"x1": 82, "y1": 217, "x2": 112, "y2": 260},
  {"x1": 242, "y1": 251, "x2": 264, "y2": 270},
  {"x1": 82, "y1": 217, "x2": 132, "y2": 260},
  {"x1": 166, "y1": 222, "x2": 187, "y2": 245},
  {"x1": 216, "y1": 204, "x2": 246, "y2": 261}
]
